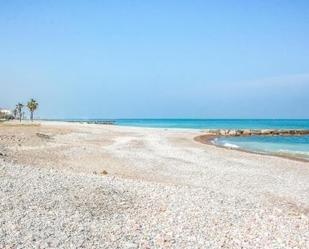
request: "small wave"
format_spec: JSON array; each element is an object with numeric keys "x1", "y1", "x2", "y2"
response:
[
  {"x1": 211, "y1": 138, "x2": 218, "y2": 144},
  {"x1": 277, "y1": 149, "x2": 309, "y2": 156},
  {"x1": 211, "y1": 139, "x2": 240, "y2": 148},
  {"x1": 222, "y1": 142, "x2": 240, "y2": 148}
]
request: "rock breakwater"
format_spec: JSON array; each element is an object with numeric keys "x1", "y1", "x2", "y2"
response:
[{"x1": 204, "y1": 129, "x2": 309, "y2": 136}]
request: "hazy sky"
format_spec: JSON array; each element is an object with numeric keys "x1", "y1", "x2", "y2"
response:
[{"x1": 1, "y1": 0, "x2": 308, "y2": 119}]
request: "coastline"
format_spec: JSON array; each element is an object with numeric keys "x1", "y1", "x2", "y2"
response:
[
  {"x1": 2, "y1": 120, "x2": 308, "y2": 162},
  {"x1": 194, "y1": 134, "x2": 309, "y2": 163},
  {"x1": 1, "y1": 120, "x2": 309, "y2": 247}
]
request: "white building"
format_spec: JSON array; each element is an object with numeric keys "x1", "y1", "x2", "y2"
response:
[{"x1": 0, "y1": 109, "x2": 13, "y2": 115}]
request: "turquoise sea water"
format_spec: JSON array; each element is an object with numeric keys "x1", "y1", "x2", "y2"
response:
[
  {"x1": 59, "y1": 119, "x2": 309, "y2": 160},
  {"x1": 213, "y1": 135, "x2": 309, "y2": 160},
  {"x1": 114, "y1": 119, "x2": 309, "y2": 129}
]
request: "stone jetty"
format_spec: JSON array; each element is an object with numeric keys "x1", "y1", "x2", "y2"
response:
[{"x1": 204, "y1": 129, "x2": 309, "y2": 136}]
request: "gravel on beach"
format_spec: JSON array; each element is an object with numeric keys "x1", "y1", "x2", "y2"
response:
[
  {"x1": 1, "y1": 159, "x2": 308, "y2": 249},
  {"x1": 0, "y1": 122, "x2": 308, "y2": 248}
]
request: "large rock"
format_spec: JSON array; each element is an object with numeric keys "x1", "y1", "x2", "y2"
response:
[
  {"x1": 219, "y1": 129, "x2": 228, "y2": 136},
  {"x1": 242, "y1": 129, "x2": 251, "y2": 136},
  {"x1": 227, "y1": 130, "x2": 237, "y2": 136},
  {"x1": 261, "y1": 130, "x2": 272, "y2": 135}
]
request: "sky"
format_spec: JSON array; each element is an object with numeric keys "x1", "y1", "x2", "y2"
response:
[{"x1": 0, "y1": 0, "x2": 308, "y2": 119}]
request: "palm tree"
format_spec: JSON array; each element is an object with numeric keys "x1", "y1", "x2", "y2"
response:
[
  {"x1": 13, "y1": 108, "x2": 17, "y2": 119},
  {"x1": 27, "y1": 99, "x2": 38, "y2": 121},
  {"x1": 16, "y1": 103, "x2": 24, "y2": 122}
]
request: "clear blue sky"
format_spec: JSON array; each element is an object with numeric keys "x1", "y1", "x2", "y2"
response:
[{"x1": 1, "y1": 0, "x2": 308, "y2": 119}]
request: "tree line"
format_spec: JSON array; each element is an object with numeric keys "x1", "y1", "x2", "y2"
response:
[{"x1": 14, "y1": 99, "x2": 39, "y2": 122}]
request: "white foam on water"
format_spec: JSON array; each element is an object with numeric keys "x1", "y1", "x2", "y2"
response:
[
  {"x1": 278, "y1": 149, "x2": 308, "y2": 153},
  {"x1": 211, "y1": 138, "x2": 218, "y2": 144},
  {"x1": 222, "y1": 143, "x2": 240, "y2": 148},
  {"x1": 277, "y1": 149, "x2": 309, "y2": 157},
  {"x1": 213, "y1": 135, "x2": 309, "y2": 160},
  {"x1": 212, "y1": 138, "x2": 240, "y2": 148}
]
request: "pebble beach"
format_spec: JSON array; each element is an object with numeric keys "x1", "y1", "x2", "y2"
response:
[{"x1": 0, "y1": 121, "x2": 308, "y2": 248}]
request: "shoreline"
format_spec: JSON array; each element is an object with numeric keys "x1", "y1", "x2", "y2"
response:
[
  {"x1": 194, "y1": 134, "x2": 309, "y2": 163},
  {"x1": 4, "y1": 120, "x2": 308, "y2": 162},
  {"x1": 1, "y1": 120, "x2": 309, "y2": 247}
]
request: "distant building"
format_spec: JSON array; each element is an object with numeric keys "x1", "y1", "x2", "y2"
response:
[
  {"x1": 0, "y1": 108, "x2": 13, "y2": 119},
  {"x1": 0, "y1": 108, "x2": 12, "y2": 115}
]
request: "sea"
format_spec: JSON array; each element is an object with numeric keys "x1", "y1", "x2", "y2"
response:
[{"x1": 62, "y1": 119, "x2": 309, "y2": 160}]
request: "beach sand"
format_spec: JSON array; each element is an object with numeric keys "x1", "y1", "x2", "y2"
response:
[{"x1": 0, "y1": 121, "x2": 308, "y2": 248}]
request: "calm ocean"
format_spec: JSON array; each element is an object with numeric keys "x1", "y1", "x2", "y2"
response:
[
  {"x1": 114, "y1": 119, "x2": 309, "y2": 130},
  {"x1": 213, "y1": 135, "x2": 309, "y2": 160}
]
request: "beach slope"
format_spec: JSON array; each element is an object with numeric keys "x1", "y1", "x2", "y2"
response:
[{"x1": 0, "y1": 121, "x2": 308, "y2": 248}]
